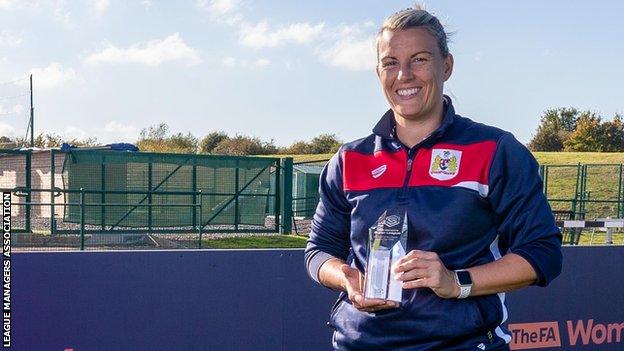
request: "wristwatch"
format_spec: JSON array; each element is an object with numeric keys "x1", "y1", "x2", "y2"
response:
[{"x1": 454, "y1": 269, "x2": 473, "y2": 299}]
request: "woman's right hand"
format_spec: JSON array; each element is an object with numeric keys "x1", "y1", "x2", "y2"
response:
[{"x1": 340, "y1": 264, "x2": 399, "y2": 312}]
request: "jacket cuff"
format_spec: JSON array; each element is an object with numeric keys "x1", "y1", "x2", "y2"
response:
[
  {"x1": 306, "y1": 250, "x2": 337, "y2": 284},
  {"x1": 512, "y1": 240, "x2": 562, "y2": 287}
]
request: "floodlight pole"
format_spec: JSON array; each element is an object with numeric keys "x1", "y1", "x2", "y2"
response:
[{"x1": 29, "y1": 74, "x2": 34, "y2": 147}]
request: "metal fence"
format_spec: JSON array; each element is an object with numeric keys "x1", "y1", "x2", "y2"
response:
[
  {"x1": 1, "y1": 149, "x2": 284, "y2": 250},
  {"x1": 2, "y1": 147, "x2": 623, "y2": 249},
  {"x1": 540, "y1": 164, "x2": 624, "y2": 220}
]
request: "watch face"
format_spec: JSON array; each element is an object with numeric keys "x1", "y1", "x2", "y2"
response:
[{"x1": 456, "y1": 270, "x2": 472, "y2": 286}]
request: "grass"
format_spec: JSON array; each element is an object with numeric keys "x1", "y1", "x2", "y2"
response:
[
  {"x1": 533, "y1": 152, "x2": 624, "y2": 165},
  {"x1": 573, "y1": 231, "x2": 624, "y2": 246},
  {"x1": 534, "y1": 153, "x2": 624, "y2": 218},
  {"x1": 201, "y1": 235, "x2": 308, "y2": 249}
]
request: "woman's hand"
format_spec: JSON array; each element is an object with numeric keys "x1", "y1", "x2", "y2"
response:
[
  {"x1": 393, "y1": 250, "x2": 460, "y2": 299},
  {"x1": 340, "y1": 264, "x2": 399, "y2": 312}
]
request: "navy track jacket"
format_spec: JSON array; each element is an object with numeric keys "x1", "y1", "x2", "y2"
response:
[{"x1": 304, "y1": 97, "x2": 563, "y2": 350}]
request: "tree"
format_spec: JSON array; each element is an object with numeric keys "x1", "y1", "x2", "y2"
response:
[
  {"x1": 212, "y1": 135, "x2": 277, "y2": 155},
  {"x1": 6, "y1": 133, "x2": 98, "y2": 148},
  {"x1": 168, "y1": 132, "x2": 198, "y2": 153},
  {"x1": 199, "y1": 132, "x2": 229, "y2": 154},
  {"x1": 597, "y1": 114, "x2": 624, "y2": 152},
  {"x1": 285, "y1": 140, "x2": 311, "y2": 154},
  {"x1": 563, "y1": 112, "x2": 603, "y2": 151},
  {"x1": 137, "y1": 123, "x2": 197, "y2": 153},
  {"x1": 528, "y1": 108, "x2": 580, "y2": 151},
  {"x1": 283, "y1": 134, "x2": 343, "y2": 154},
  {"x1": 307, "y1": 133, "x2": 342, "y2": 154},
  {"x1": 0, "y1": 136, "x2": 17, "y2": 148}
]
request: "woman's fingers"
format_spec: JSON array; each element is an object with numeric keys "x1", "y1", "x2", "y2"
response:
[{"x1": 395, "y1": 268, "x2": 428, "y2": 282}]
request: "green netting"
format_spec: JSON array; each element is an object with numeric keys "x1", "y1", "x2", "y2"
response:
[{"x1": 62, "y1": 150, "x2": 277, "y2": 228}]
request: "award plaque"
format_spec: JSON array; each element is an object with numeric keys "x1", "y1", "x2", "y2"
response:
[{"x1": 364, "y1": 209, "x2": 408, "y2": 303}]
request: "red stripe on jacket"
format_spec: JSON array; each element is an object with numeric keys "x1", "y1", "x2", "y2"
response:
[
  {"x1": 409, "y1": 141, "x2": 496, "y2": 187},
  {"x1": 342, "y1": 141, "x2": 497, "y2": 192},
  {"x1": 342, "y1": 149, "x2": 407, "y2": 191}
]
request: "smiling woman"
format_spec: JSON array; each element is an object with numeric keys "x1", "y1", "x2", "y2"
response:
[{"x1": 305, "y1": 6, "x2": 563, "y2": 351}]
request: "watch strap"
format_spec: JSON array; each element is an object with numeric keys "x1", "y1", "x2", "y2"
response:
[
  {"x1": 458, "y1": 285, "x2": 471, "y2": 299},
  {"x1": 454, "y1": 269, "x2": 472, "y2": 299}
]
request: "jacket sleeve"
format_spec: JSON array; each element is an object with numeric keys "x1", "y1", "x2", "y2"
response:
[
  {"x1": 304, "y1": 148, "x2": 352, "y2": 284},
  {"x1": 487, "y1": 133, "x2": 562, "y2": 287}
]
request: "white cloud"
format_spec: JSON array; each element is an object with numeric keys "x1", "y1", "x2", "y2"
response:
[
  {"x1": 85, "y1": 33, "x2": 201, "y2": 67},
  {"x1": 0, "y1": 122, "x2": 16, "y2": 136},
  {"x1": 239, "y1": 21, "x2": 325, "y2": 48},
  {"x1": 12, "y1": 104, "x2": 24, "y2": 114},
  {"x1": 0, "y1": 0, "x2": 10, "y2": 9},
  {"x1": 315, "y1": 23, "x2": 377, "y2": 71},
  {"x1": 0, "y1": 30, "x2": 22, "y2": 46},
  {"x1": 317, "y1": 37, "x2": 376, "y2": 71},
  {"x1": 221, "y1": 56, "x2": 270, "y2": 69},
  {"x1": 54, "y1": 8, "x2": 72, "y2": 27},
  {"x1": 141, "y1": 0, "x2": 151, "y2": 10},
  {"x1": 222, "y1": 56, "x2": 236, "y2": 67},
  {"x1": 197, "y1": 0, "x2": 243, "y2": 24},
  {"x1": 199, "y1": 0, "x2": 240, "y2": 15},
  {"x1": 102, "y1": 120, "x2": 139, "y2": 141},
  {"x1": 93, "y1": 0, "x2": 110, "y2": 14},
  {"x1": 254, "y1": 58, "x2": 270, "y2": 67},
  {"x1": 16, "y1": 62, "x2": 78, "y2": 90}
]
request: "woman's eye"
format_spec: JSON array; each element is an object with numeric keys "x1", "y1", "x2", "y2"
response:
[
  {"x1": 412, "y1": 57, "x2": 428, "y2": 64},
  {"x1": 382, "y1": 61, "x2": 397, "y2": 68}
]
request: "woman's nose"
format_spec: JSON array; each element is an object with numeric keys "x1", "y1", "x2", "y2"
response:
[{"x1": 397, "y1": 64, "x2": 414, "y2": 81}]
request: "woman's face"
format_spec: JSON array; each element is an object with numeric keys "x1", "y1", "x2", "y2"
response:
[{"x1": 376, "y1": 27, "x2": 453, "y2": 122}]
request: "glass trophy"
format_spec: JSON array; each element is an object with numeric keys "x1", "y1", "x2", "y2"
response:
[{"x1": 363, "y1": 209, "x2": 408, "y2": 303}]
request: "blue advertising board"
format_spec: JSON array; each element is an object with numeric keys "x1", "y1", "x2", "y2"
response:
[{"x1": 12, "y1": 247, "x2": 624, "y2": 350}]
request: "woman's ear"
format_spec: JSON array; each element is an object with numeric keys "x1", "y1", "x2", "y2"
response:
[{"x1": 443, "y1": 54, "x2": 454, "y2": 82}]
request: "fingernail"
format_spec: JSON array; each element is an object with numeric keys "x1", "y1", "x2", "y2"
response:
[
  {"x1": 394, "y1": 274, "x2": 402, "y2": 280},
  {"x1": 354, "y1": 295, "x2": 362, "y2": 302}
]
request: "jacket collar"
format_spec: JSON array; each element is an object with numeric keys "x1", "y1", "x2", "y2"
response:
[{"x1": 372, "y1": 95, "x2": 456, "y2": 148}]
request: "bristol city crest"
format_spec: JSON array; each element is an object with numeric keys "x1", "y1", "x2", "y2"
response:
[{"x1": 429, "y1": 149, "x2": 462, "y2": 180}]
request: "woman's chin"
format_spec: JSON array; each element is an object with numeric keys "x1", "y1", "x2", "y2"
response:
[{"x1": 393, "y1": 107, "x2": 425, "y2": 121}]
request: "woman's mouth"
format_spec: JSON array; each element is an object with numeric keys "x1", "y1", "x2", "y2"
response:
[{"x1": 396, "y1": 87, "x2": 420, "y2": 99}]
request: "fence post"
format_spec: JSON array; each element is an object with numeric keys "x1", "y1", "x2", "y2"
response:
[
  {"x1": 148, "y1": 162, "x2": 153, "y2": 235},
  {"x1": 274, "y1": 160, "x2": 281, "y2": 232},
  {"x1": 538, "y1": 165, "x2": 545, "y2": 194},
  {"x1": 192, "y1": 163, "x2": 197, "y2": 229},
  {"x1": 80, "y1": 188, "x2": 85, "y2": 251},
  {"x1": 101, "y1": 160, "x2": 106, "y2": 231},
  {"x1": 198, "y1": 190, "x2": 203, "y2": 249},
  {"x1": 543, "y1": 165, "x2": 549, "y2": 197},
  {"x1": 234, "y1": 166, "x2": 240, "y2": 231},
  {"x1": 572, "y1": 164, "x2": 581, "y2": 217},
  {"x1": 280, "y1": 157, "x2": 293, "y2": 234},
  {"x1": 618, "y1": 164, "x2": 623, "y2": 218},
  {"x1": 25, "y1": 151, "x2": 31, "y2": 233},
  {"x1": 605, "y1": 217, "x2": 613, "y2": 245},
  {"x1": 50, "y1": 149, "x2": 56, "y2": 235}
]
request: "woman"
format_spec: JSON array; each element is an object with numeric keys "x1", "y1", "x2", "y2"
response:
[{"x1": 304, "y1": 6, "x2": 562, "y2": 351}]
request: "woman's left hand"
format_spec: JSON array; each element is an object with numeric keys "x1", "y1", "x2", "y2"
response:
[{"x1": 393, "y1": 250, "x2": 460, "y2": 299}]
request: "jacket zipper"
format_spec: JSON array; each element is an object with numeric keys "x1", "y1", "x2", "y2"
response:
[{"x1": 400, "y1": 147, "x2": 417, "y2": 198}]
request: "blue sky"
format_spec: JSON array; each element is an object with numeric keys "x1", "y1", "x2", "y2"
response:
[{"x1": 0, "y1": 0, "x2": 622, "y2": 147}]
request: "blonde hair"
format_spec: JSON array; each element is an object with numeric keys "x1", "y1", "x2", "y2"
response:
[{"x1": 376, "y1": 5, "x2": 451, "y2": 60}]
